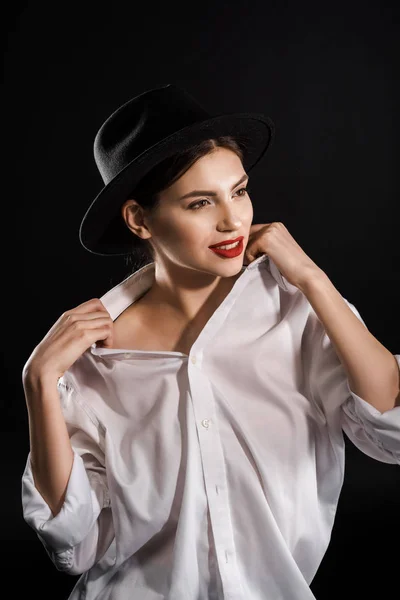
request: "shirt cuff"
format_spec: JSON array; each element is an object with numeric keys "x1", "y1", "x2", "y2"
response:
[
  {"x1": 21, "y1": 449, "x2": 106, "y2": 553},
  {"x1": 343, "y1": 359, "x2": 400, "y2": 464}
]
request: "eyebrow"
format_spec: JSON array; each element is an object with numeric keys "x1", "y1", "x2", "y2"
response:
[{"x1": 178, "y1": 173, "x2": 249, "y2": 202}]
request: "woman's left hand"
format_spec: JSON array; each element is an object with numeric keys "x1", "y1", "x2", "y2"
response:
[{"x1": 244, "y1": 222, "x2": 324, "y2": 290}]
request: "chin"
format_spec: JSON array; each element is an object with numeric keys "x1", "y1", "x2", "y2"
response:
[{"x1": 209, "y1": 258, "x2": 244, "y2": 274}]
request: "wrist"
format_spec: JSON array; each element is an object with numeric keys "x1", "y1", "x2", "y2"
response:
[
  {"x1": 22, "y1": 364, "x2": 60, "y2": 391},
  {"x1": 297, "y1": 267, "x2": 329, "y2": 295}
]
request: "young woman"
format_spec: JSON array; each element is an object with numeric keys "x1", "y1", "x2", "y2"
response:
[{"x1": 21, "y1": 84, "x2": 400, "y2": 600}]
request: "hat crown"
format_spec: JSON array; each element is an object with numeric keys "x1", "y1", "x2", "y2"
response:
[{"x1": 94, "y1": 84, "x2": 210, "y2": 185}]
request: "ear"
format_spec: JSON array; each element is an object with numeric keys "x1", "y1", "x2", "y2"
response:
[
  {"x1": 121, "y1": 199, "x2": 151, "y2": 240},
  {"x1": 121, "y1": 199, "x2": 139, "y2": 226}
]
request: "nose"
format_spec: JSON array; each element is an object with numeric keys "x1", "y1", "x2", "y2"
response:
[{"x1": 217, "y1": 212, "x2": 242, "y2": 232}]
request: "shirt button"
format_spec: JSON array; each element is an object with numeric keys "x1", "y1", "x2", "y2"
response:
[
  {"x1": 202, "y1": 419, "x2": 210, "y2": 428},
  {"x1": 191, "y1": 356, "x2": 197, "y2": 364}
]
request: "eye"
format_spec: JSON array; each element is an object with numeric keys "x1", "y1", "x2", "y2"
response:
[
  {"x1": 188, "y1": 186, "x2": 250, "y2": 210},
  {"x1": 189, "y1": 199, "x2": 210, "y2": 210}
]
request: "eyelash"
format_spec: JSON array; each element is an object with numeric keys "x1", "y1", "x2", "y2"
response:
[{"x1": 188, "y1": 186, "x2": 251, "y2": 210}]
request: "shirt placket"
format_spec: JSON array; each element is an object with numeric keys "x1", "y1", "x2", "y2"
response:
[{"x1": 189, "y1": 350, "x2": 245, "y2": 600}]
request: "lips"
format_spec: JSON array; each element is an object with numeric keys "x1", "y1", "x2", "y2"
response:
[
  {"x1": 209, "y1": 238, "x2": 244, "y2": 258},
  {"x1": 209, "y1": 236, "x2": 244, "y2": 248}
]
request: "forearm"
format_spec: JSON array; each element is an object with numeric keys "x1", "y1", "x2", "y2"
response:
[
  {"x1": 22, "y1": 369, "x2": 74, "y2": 517},
  {"x1": 299, "y1": 271, "x2": 400, "y2": 414}
]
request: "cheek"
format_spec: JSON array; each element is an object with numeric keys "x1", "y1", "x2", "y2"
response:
[
  {"x1": 245, "y1": 202, "x2": 254, "y2": 225},
  {"x1": 152, "y1": 215, "x2": 182, "y2": 240},
  {"x1": 154, "y1": 217, "x2": 202, "y2": 248},
  {"x1": 179, "y1": 223, "x2": 211, "y2": 246}
]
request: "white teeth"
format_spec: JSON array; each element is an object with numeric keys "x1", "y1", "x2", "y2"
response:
[{"x1": 214, "y1": 241, "x2": 240, "y2": 250}]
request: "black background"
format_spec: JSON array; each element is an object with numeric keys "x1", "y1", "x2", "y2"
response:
[{"x1": 2, "y1": 1, "x2": 399, "y2": 599}]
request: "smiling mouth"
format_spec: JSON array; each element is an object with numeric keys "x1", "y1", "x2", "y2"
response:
[
  {"x1": 209, "y1": 236, "x2": 244, "y2": 249},
  {"x1": 209, "y1": 238, "x2": 244, "y2": 258},
  {"x1": 212, "y1": 241, "x2": 240, "y2": 250}
]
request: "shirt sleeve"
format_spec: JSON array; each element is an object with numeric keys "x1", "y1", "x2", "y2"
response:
[
  {"x1": 21, "y1": 377, "x2": 115, "y2": 575},
  {"x1": 302, "y1": 297, "x2": 400, "y2": 465}
]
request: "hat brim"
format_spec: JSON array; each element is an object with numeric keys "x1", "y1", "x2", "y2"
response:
[{"x1": 79, "y1": 112, "x2": 275, "y2": 256}]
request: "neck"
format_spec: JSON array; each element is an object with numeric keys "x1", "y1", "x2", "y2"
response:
[{"x1": 141, "y1": 265, "x2": 245, "y2": 323}]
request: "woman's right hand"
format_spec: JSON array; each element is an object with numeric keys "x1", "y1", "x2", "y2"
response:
[{"x1": 23, "y1": 298, "x2": 114, "y2": 384}]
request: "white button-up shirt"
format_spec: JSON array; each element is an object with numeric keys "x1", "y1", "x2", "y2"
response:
[{"x1": 21, "y1": 254, "x2": 400, "y2": 600}]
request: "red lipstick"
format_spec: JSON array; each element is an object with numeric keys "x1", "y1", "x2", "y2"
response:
[
  {"x1": 209, "y1": 236, "x2": 243, "y2": 248},
  {"x1": 209, "y1": 237, "x2": 244, "y2": 258}
]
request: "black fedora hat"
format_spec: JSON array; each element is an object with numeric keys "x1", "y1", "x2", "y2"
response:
[{"x1": 79, "y1": 83, "x2": 275, "y2": 256}]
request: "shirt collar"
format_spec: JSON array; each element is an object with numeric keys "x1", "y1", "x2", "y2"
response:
[{"x1": 90, "y1": 253, "x2": 286, "y2": 356}]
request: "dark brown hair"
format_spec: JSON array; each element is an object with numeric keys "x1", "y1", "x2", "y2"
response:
[{"x1": 124, "y1": 136, "x2": 245, "y2": 271}]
